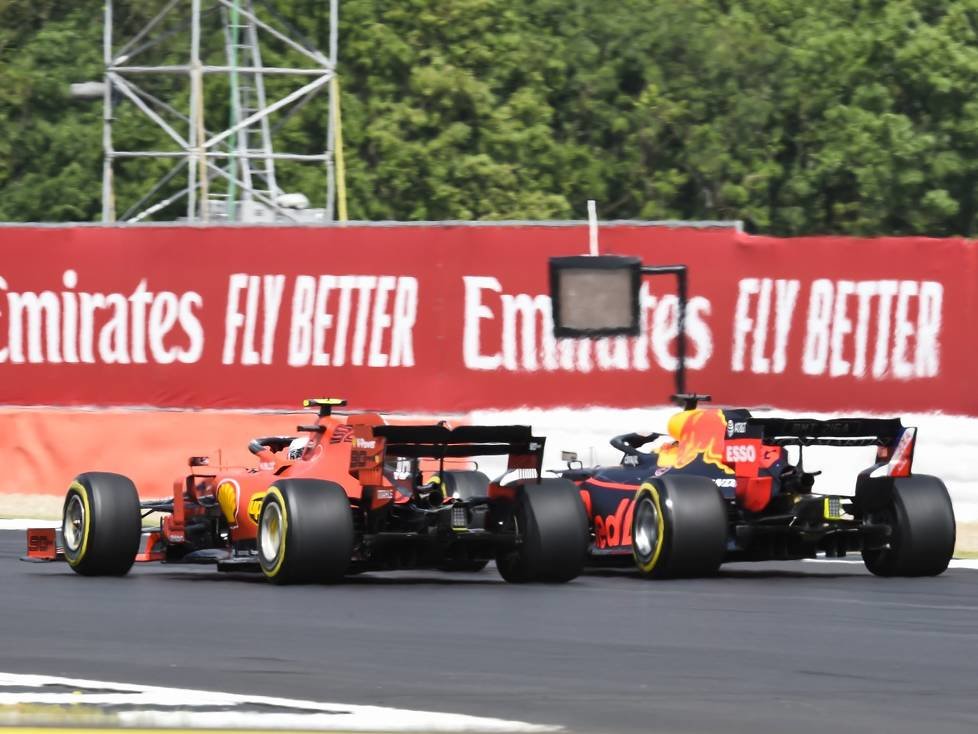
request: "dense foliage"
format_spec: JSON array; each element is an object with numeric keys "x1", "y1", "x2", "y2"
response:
[{"x1": 2, "y1": 0, "x2": 978, "y2": 234}]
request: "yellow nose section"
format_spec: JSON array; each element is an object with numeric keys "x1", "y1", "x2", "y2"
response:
[{"x1": 217, "y1": 481, "x2": 239, "y2": 524}]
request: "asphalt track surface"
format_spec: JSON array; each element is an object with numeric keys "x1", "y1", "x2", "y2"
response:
[{"x1": 2, "y1": 530, "x2": 978, "y2": 734}]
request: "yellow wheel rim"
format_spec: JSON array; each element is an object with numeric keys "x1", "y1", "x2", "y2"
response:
[
  {"x1": 63, "y1": 482, "x2": 92, "y2": 567},
  {"x1": 258, "y1": 486, "x2": 288, "y2": 578},
  {"x1": 633, "y1": 483, "x2": 665, "y2": 573}
]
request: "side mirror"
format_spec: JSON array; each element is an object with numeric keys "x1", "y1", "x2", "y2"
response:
[{"x1": 561, "y1": 450, "x2": 583, "y2": 470}]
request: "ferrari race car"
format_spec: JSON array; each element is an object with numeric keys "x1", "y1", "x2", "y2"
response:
[
  {"x1": 556, "y1": 394, "x2": 956, "y2": 578},
  {"x1": 27, "y1": 399, "x2": 588, "y2": 584}
]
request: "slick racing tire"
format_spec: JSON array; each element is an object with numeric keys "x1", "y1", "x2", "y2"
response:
[
  {"x1": 496, "y1": 479, "x2": 589, "y2": 583},
  {"x1": 632, "y1": 475, "x2": 727, "y2": 579},
  {"x1": 860, "y1": 474, "x2": 956, "y2": 577},
  {"x1": 62, "y1": 472, "x2": 141, "y2": 576},
  {"x1": 257, "y1": 479, "x2": 354, "y2": 584}
]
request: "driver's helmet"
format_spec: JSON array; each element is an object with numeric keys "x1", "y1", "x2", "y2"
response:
[{"x1": 288, "y1": 436, "x2": 309, "y2": 460}]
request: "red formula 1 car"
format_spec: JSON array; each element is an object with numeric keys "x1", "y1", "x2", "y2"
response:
[
  {"x1": 554, "y1": 394, "x2": 956, "y2": 578},
  {"x1": 27, "y1": 399, "x2": 588, "y2": 584}
]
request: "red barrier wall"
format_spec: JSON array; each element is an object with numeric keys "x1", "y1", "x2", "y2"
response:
[
  {"x1": 0, "y1": 409, "x2": 303, "y2": 498},
  {"x1": 0, "y1": 225, "x2": 974, "y2": 414}
]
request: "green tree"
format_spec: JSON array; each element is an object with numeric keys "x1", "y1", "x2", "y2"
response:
[{"x1": 3, "y1": 0, "x2": 978, "y2": 235}]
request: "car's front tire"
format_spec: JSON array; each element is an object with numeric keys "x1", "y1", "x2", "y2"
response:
[
  {"x1": 63, "y1": 472, "x2": 141, "y2": 576},
  {"x1": 632, "y1": 475, "x2": 727, "y2": 579},
  {"x1": 257, "y1": 479, "x2": 354, "y2": 584}
]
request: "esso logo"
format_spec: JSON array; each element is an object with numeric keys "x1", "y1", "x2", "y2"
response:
[{"x1": 725, "y1": 443, "x2": 757, "y2": 464}]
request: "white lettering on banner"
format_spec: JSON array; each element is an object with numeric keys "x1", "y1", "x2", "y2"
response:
[
  {"x1": 8, "y1": 290, "x2": 61, "y2": 363},
  {"x1": 463, "y1": 276, "x2": 503, "y2": 370},
  {"x1": 871, "y1": 280, "x2": 898, "y2": 378},
  {"x1": 351, "y1": 277, "x2": 374, "y2": 366},
  {"x1": 224, "y1": 274, "x2": 286, "y2": 366},
  {"x1": 501, "y1": 292, "x2": 552, "y2": 371},
  {"x1": 284, "y1": 274, "x2": 417, "y2": 368},
  {"x1": 179, "y1": 292, "x2": 205, "y2": 363},
  {"x1": 732, "y1": 278, "x2": 799, "y2": 374},
  {"x1": 128, "y1": 278, "x2": 152, "y2": 364},
  {"x1": 389, "y1": 277, "x2": 417, "y2": 368},
  {"x1": 730, "y1": 277, "x2": 943, "y2": 380},
  {"x1": 0, "y1": 270, "x2": 204, "y2": 366},
  {"x1": 462, "y1": 276, "x2": 713, "y2": 373},
  {"x1": 368, "y1": 276, "x2": 396, "y2": 367},
  {"x1": 148, "y1": 292, "x2": 178, "y2": 364},
  {"x1": 650, "y1": 293, "x2": 712, "y2": 371},
  {"x1": 916, "y1": 281, "x2": 942, "y2": 377},
  {"x1": 802, "y1": 279, "x2": 833, "y2": 375},
  {"x1": 828, "y1": 280, "x2": 855, "y2": 377},
  {"x1": 288, "y1": 275, "x2": 316, "y2": 366},
  {"x1": 61, "y1": 270, "x2": 79, "y2": 362},
  {"x1": 892, "y1": 280, "x2": 917, "y2": 379},
  {"x1": 772, "y1": 279, "x2": 800, "y2": 373},
  {"x1": 0, "y1": 266, "x2": 944, "y2": 382},
  {"x1": 735, "y1": 276, "x2": 943, "y2": 380}
]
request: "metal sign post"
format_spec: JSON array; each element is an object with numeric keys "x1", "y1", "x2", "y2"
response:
[{"x1": 549, "y1": 255, "x2": 691, "y2": 398}]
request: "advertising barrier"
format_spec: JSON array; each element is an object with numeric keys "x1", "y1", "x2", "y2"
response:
[{"x1": 0, "y1": 224, "x2": 974, "y2": 415}]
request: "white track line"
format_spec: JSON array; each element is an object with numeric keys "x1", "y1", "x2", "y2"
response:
[
  {"x1": 802, "y1": 557, "x2": 978, "y2": 570},
  {"x1": 0, "y1": 519, "x2": 59, "y2": 529},
  {"x1": 0, "y1": 673, "x2": 558, "y2": 732}
]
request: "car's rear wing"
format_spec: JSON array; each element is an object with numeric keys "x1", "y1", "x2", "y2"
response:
[
  {"x1": 346, "y1": 420, "x2": 546, "y2": 484},
  {"x1": 373, "y1": 424, "x2": 543, "y2": 458},
  {"x1": 743, "y1": 417, "x2": 905, "y2": 447},
  {"x1": 730, "y1": 416, "x2": 917, "y2": 477}
]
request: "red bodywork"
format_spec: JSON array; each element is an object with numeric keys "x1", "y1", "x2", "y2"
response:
[
  {"x1": 162, "y1": 409, "x2": 383, "y2": 548},
  {"x1": 25, "y1": 400, "x2": 550, "y2": 569},
  {"x1": 142, "y1": 403, "x2": 543, "y2": 561}
]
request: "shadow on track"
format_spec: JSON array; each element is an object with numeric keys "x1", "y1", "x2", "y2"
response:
[{"x1": 581, "y1": 566, "x2": 859, "y2": 580}]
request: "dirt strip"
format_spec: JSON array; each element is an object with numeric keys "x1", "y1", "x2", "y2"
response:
[{"x1": 0, "y1": 495, "x2": 63, "y2": 520}]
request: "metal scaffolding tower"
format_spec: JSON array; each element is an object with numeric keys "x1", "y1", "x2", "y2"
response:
[{"x1": 101, "y1": 0, "x2": 339, "y2": 224}]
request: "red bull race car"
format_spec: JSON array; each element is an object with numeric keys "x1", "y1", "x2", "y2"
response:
[
  {"x1": 26, "y1": 399, "x2": 588, "y2": 584},
  {"x1": 556, "y1": 394, "x2": 956, "y2": 578},
  {"x1": 547, "y1": 254, "x2": 956, "y2": 578}
]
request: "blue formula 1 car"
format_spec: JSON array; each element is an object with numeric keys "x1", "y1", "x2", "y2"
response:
[
  {"x1": 546, "y1": 255, "x2": 956, "y2": 579},
  {"x1": 554, "y1": 394, "x2": 956, "y2": 578}
]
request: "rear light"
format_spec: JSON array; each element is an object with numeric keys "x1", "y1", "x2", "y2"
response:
[
  {"x1": 451, "y1": 504, "x2": 469, "y2": 529},
  {"x1": 823, "y1": 497, "x2": 843, "y2": 520}
]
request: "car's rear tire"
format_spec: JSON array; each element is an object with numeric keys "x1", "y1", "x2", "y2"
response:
[
  {"x1": 62, "y1": 472, "x2": 141, "y2": 576},
  {"x1": 257, "y1": 479, "x2": 354, "y2": 584},
  {"x1": 860, "y1": 474, "x2": 955, "y2": 577},
  {"x1": 632, "y1": 475, "x2": 727, "y2": 579},
  {"x1": 496, "y1": 479, "x2": 589, "y2": 583}
]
